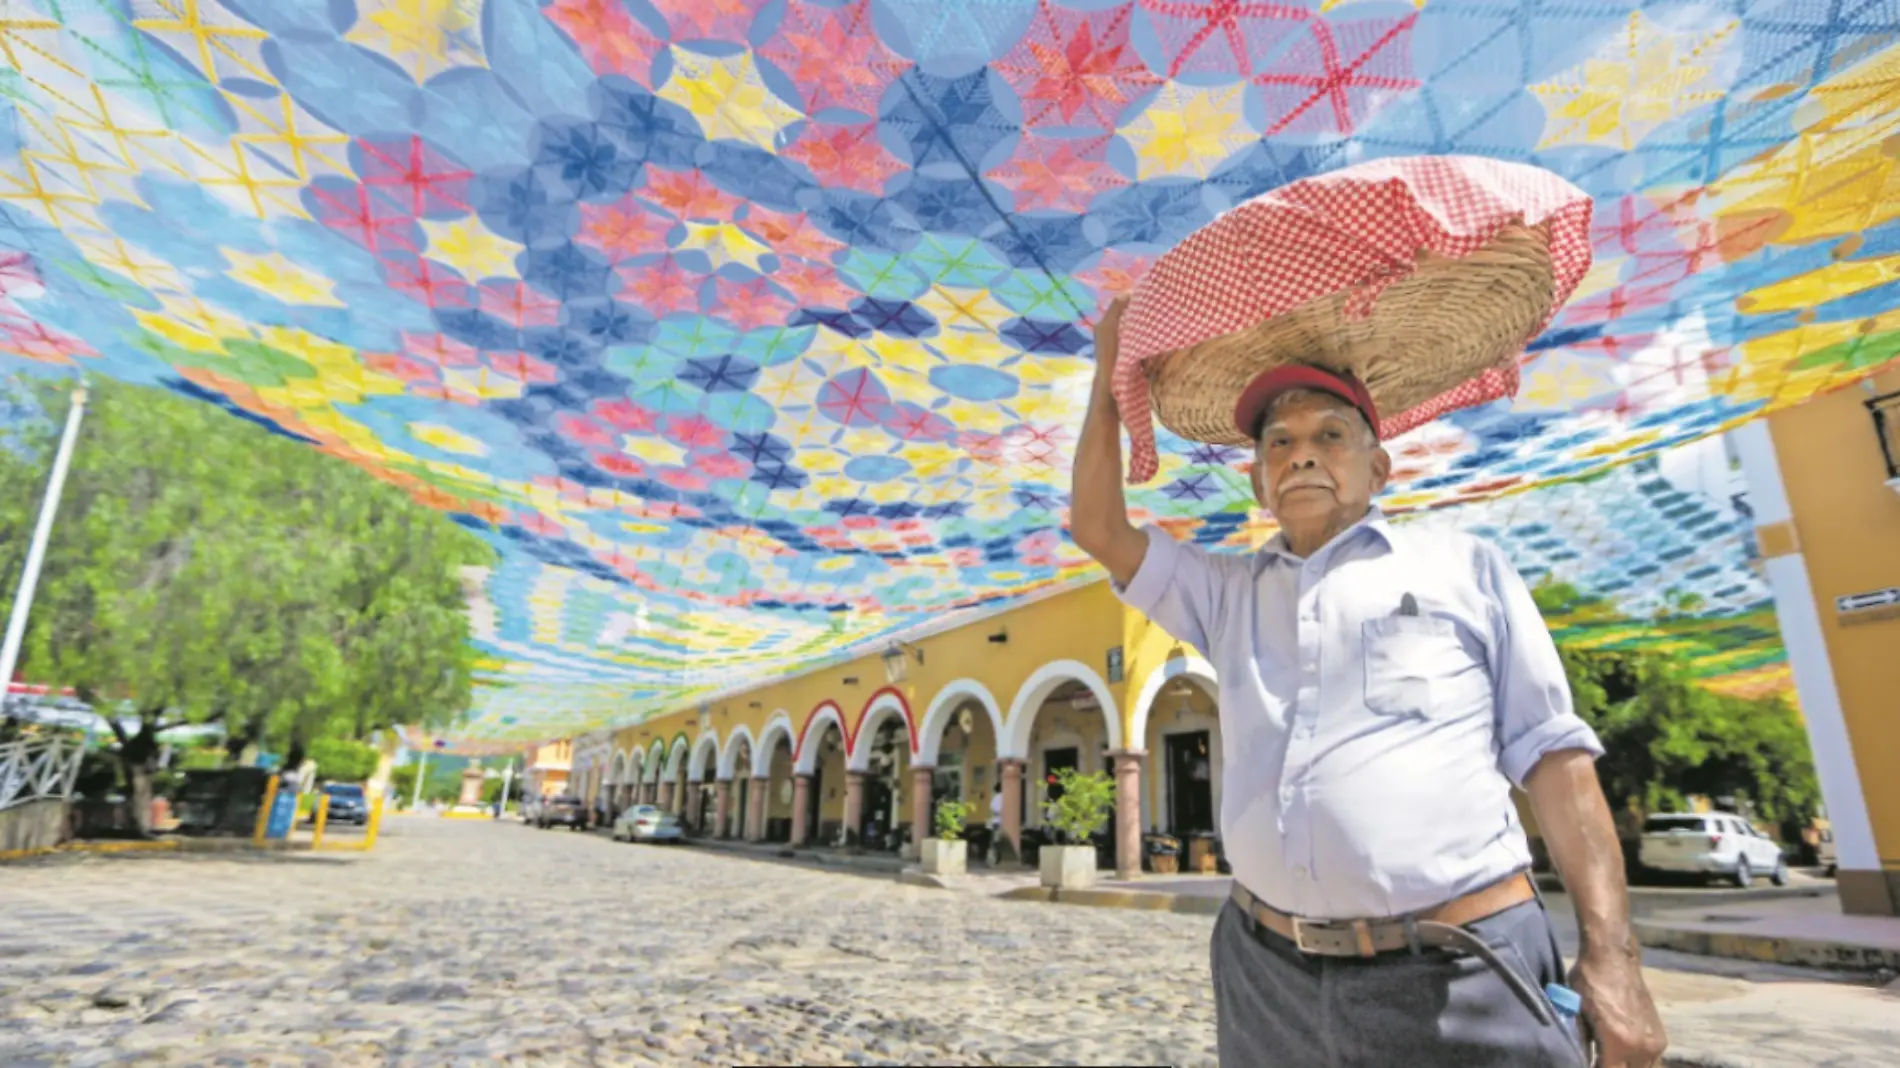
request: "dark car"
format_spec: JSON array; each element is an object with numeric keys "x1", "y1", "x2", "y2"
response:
[
  {"x1": 536, "y1": 794, "x2": 587, "y2": 830},
  {"x1": 311, "y1": 783, "x2": 369, "y2": 826}
]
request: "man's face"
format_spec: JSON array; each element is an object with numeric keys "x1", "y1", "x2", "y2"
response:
[{"x1": 1250, "y1": 391, "x2": 1392, "y2": 533}]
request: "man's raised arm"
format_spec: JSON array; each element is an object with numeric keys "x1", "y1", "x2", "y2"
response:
[{"x1": 1070, "y1": 299, "x2": 1148, "y2": 588}]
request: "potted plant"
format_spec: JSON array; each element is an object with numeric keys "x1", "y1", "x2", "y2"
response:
[
  {"x1": 1040, "y1": 768, "x2": 1114, "y2": 890},
  {"x1": 922, "y1": 800, "x2": 975, "y2": 875}
]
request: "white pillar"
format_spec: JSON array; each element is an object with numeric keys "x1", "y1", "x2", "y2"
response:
[
  {"x1": 0, "y1": 381, "x2": 88, "y2": 694},
  {"x1": 1729, "y1": 422, "x2": 1880, "y2": 877}
]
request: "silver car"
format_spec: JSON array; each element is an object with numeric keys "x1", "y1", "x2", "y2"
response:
[{"x1": 612, "y1": 804, "x2": 683, "y2": 843}]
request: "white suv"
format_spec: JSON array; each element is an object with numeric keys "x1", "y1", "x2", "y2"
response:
[{"x1": 1639, "y1": 813, "x2": 1788, "y2": 887}]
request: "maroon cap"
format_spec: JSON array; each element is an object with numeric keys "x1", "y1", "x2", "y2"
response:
[{"x1": 1234, "y1": 365, "x2": 1381, "y2": 441}]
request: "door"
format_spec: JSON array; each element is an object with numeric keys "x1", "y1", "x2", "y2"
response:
[
  {"x1": 1043, "y1": 747, "x2": 1078, "y2": 801},
  {"x1": 1165, "y1": 730, "x2": 1214, "y2": 835}
]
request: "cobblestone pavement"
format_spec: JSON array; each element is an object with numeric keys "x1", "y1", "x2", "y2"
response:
[{"x1": 2, "y1": 820, "x2": 1895, "y2": 1068}]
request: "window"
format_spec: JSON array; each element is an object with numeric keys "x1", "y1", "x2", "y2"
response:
[{"x1": 1642, "y1": 815, "x2": 1707, "y2": 834}]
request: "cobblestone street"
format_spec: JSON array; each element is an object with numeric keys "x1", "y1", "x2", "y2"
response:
[{"x1": 2, "y1": 820, "x2": 1895, "y2": 1067}]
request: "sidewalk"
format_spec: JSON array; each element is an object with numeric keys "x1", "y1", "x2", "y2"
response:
[
  {"x1": 684, "y1": 836, "x2": 910, "y2": 876},
  {"x1": 0, "y1": 834, "x2": 324, "y2": 864},
  {"x1": 1636, "y1": 892, "x2": 1900, "y2": 971}
]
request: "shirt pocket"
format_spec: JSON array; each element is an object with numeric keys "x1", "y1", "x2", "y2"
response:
[{"x1": 1362, "y1": 615, "x2": 1465, "y2": 718}]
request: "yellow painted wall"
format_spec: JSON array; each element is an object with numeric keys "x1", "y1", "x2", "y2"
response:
[
  {"x1": 1767, "y1": 369, "x2": 1900, "y2": 870},
  {"x1": 604, "y1": 581, "x2": 1131, "y2": 782}
]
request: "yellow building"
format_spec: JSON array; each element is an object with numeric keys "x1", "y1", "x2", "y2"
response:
[
  {"x1": 520, "y1": 738, "x2": 573, "y2": 799},
  {"x1": 1732, "y1": 369, "x2": 1900, "y2": 916}
]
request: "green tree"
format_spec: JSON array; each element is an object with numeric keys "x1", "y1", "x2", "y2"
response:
[
  {"x1": 309, "y1": 737, "x2": 378, "y2": 783},
  {"x1": 1560, "y1": 646, "x2": 1819, "y2": 835},
  {"x1": 0, "y1": 376, "x2": 490, "y2": 833}
]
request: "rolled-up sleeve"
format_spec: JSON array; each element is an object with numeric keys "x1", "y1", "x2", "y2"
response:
[
  {"x1": 1112, "y1": 526, "x2": 1227, "y2": 658},
  {"x1": 1477, "y1": 540, "x2": 1604, "y2": 787}
]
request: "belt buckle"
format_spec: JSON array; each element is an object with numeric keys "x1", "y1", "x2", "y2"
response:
[
  {"x1": 1288, "y1": 916, "x2": 1328, "y2": 955},
  {"x1": 1289, "y1": 916, "x2": 1375, "y2": 957}
]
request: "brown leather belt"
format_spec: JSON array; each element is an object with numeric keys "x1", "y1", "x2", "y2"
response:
[{"x1": 1229, "y1": 872, "x2": 1537, "y2": 958}]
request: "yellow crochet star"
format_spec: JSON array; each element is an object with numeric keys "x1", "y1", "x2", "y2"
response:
[
  {"x1": 1530, "y1": 12, "x2": 1737, "y2": 151},
  {"x1": 657, "y1": 47, "x2": 804, "y2": 152},
  {"x1": 423, "y1": 217, "x2": 522, "y2": 282},
  {"x1": 224, "y1": 249, "x2": 344, "y2": 307},
  {"x1": 1118, "y1": 83, "x2": 1254, "y2": 180}
]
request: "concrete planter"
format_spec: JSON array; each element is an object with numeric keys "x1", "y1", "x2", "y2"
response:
[
  {"x1": 1040, "y1": 844, "x2": 1097, "y2": 890},
  {"x1": 921, "y1": 837, "x2": 967, "y2": 876}
]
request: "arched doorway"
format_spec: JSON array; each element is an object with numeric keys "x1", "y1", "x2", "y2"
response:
[
  {"x1": 665, "y1": 737, "x2": 689, "y2": 814},
  {"x1": 757, "y1": 714, "x2": 796, "y2": 843},
  {"x1": 1137, "y1": 662, "x2": 1222, "y2": 871},
  {"x1": 721, "y1": 729, "x2": 754, "y2": 840},
  {"x1": 687, "y1": 732, "x2": 720, "y2": 834},
  {"x1": 848, "y1": 701, "x2": 913, "y2": 852},
  {"x1": 917, "y1": 681, "x2": 1007, "y2": 861},
  {"x1": 1004, "y1": 661, "x2": 1124, "y2": 869},
  {"x1": 795, "y1": 705, "x2": 848, "y2": 847}
]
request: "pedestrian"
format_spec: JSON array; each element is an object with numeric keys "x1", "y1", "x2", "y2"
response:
[{"x1": 1069, "y1": 299, "x2": 1667, "y2": 1067}]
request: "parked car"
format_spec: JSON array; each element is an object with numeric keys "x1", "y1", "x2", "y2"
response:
[
  {"x1": 1639, "y1": 812, "x2": 1788, "y2": 887},
  {"x1": 612, "y1": 804, "x2": 683, "y2": 843},
  {"x1": 519, "y1": 794, "x2": 542, "y2": 825},
  {"x1": 308, "y1": 783, "x2": 369, "y2": 826},
  {"x1": 536, "y1": 795, "x2": 587, "y2": 830}
]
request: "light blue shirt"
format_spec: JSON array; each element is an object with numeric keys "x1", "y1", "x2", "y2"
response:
[{"x1": 1118, "y1": 507, "x2": 1602, "y2": 921}]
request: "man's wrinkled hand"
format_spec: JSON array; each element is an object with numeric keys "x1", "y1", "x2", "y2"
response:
[{"x1": 1570, "y1": 948, "x2": 1667, "y2": 1068}]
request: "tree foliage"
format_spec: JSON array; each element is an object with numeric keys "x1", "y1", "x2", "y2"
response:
[
  {"x1": 1532, "y1": 577, "x2": 1821, "y2": 836},
  {"x1": 309, "y1": 737, "x2": 379, "y2": 784},
  {"x1": 0, "y1": 375, "x2": 492, "y2": 831}
]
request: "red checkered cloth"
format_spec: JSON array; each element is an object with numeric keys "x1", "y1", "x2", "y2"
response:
[{"x1": 1112, "y1": 155, "x2": 1595, "y2": 483}]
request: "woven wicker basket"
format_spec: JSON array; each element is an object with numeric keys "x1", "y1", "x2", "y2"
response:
[{"x1": 1143, "y1": 223, "x2": 1557, "y2": 445}]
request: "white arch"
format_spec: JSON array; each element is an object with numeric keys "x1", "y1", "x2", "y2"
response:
[
  {"x1": 717, "y1": 724, "x2": 756, "y2": 780},
  {"x1": 662, "y1": 737, "x2": 689, "y2": 780},
  {"x1": 752, "y1": 710, "x2": 797, "y2": 779},
  {"x1": 1129, "y1": 655, "x2": 1219, "y2": 748},
  {"x1": 916, "y1": 678, "x2": 1007, "y2": 766},
  {"x1": 1001, "y1": 658, "x2": 1123, "y2": 759},
  {"x1": 846, "y1": 689, "x2": 916, "y2": 772},
  {"x1": 606, "y1": 750, "x2": 625, "y2": 786},
  {"x1": 644, "y1": 740, "x2": 666, "y2": 784},
  {"x1": 626, "y1": 748, "x2": 645, "y2": 787},
  {"x1": 794, "y1": 703, "x2": 848, "y2": 774},
  {"x1": 688, "y1": 731, "x2": 721, "y2": 783}
]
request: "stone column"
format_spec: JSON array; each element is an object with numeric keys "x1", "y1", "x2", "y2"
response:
[
  {"x1": 842, "y1": 770, "x2": 866, "y2": 848},
  {"x1": 907, "y1": 764, "x2": 935, "y2": 860},
  {"x1": 790, "y1": 773, "x2": 813, "y2": 847},
  {"x1": 746, "y1": 775, "x2": 769, "y2": 841},
  {"x1": 999, "y1": 757, "x2": 1026, "y2": 861},
  {"x1": 713, "y1": 780, "x2": 731, "y2": 839},
  {"x1": 659, "y1": 781, "x2": 674, "y2": 813},
  {"x1": 1111, "y1": 750, "x2": 1147, "y2": 880}
]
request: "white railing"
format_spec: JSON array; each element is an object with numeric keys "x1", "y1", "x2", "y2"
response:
[{"x1": 0, "y1": 735, "x2": 86, "y2": 811}]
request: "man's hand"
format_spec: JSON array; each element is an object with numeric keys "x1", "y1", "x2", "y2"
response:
[{"x1": 1570, "y1": 946, "x2": 1667, "y2": 1067}]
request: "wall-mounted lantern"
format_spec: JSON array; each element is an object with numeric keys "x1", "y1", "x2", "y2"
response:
[{"x1": 881, "y1": 640, "x2": 924, "y2": 684}]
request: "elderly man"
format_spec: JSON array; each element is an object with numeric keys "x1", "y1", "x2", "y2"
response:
[{"x1": 1070, "y1": 300, "x2": 1667, "y2": 1068}]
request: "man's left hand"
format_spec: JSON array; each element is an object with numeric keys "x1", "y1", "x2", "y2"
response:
[{"x1": 1570, "y1": 948, "x2": 1667, "y2": 1067}]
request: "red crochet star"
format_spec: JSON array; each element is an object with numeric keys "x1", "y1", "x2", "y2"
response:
[
  {"x1": 782, "y1": 123, "x2": 905, "y2": 195},
  {"x1": 996, "y1": 1, "x2": 1160, "y2": 131},
  {"x1": 760, "y1": 0, "x2": 910, "y2": 117},
  {"x1": 989, "y1": 133, "x2": 1125, "y2": 213}
]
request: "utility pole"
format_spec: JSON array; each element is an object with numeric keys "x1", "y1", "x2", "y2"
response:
[
  {"x1": 411, "y1": 747, "x2": 429, "y2": 810},
  {"x1": 0, "y1": 380, "x2": 88, "y2": 699}
]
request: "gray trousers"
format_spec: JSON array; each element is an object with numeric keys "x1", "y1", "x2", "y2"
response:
[{"x1": 1211, "y1": 896, "x2": 1589, "y2": 1067}]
